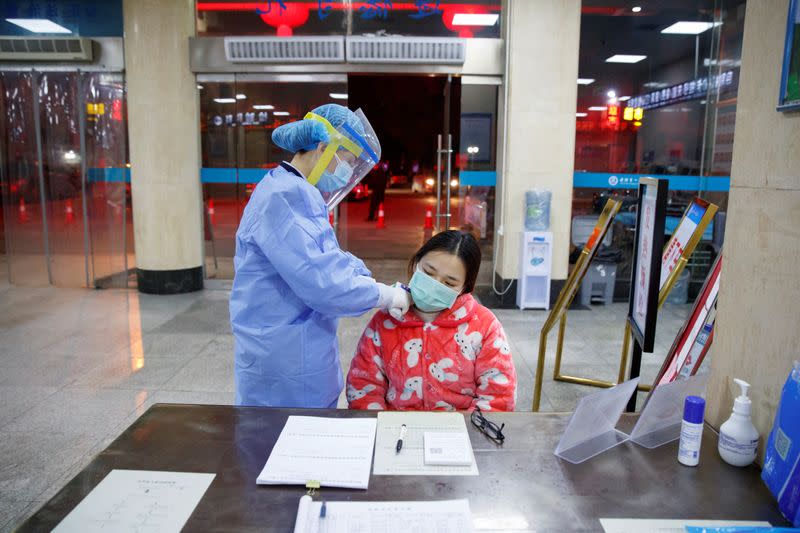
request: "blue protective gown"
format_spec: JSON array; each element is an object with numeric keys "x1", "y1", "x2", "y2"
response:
[{"x1": 230, "y1": 163, "x2": 380, "y2": 408}]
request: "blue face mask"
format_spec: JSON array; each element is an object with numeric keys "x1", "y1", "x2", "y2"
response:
[
  {"x1": 409, "y1": 268, "x2": 460, "y2": 313},
  {"x1": 316, "y1": 153, "x2": 353, "y2": 192}
]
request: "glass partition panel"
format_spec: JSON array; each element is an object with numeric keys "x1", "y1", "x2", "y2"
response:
[
  {"x1": 458, "y1": 82, "x2": 498, "y2": 260},
  {"x1": 573, "y1": 0, "x2": 745, "y2": 301},
  {"x1": 0, "y1": 71, "x2": 49, "y2": 285},
  {"x1": 0, "y1": 70, "x2": 134, "y2": 288},
  {"x1": 37, "y1": 72, "x2": 87, "y2": 287},
  {"x1": 84, "y1": 72, "x2": 134, "y2": 288},
  {"x1": 199, "y1": 75, "x2": 238, "y2": 278}
]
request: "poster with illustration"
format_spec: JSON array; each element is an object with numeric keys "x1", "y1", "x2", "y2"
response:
[
  {"x1": 627, "y1": 178, "x2": 668, "y2": 352},
  {"x1": 632, "y1": 187, "x2": 656, "y2": 334},
  {"x1": 660, "y1": 199, "x2": 710, "y2": 288},
  {"x1": 779, "y1": 0, "x2": 800, "y2": 110}
]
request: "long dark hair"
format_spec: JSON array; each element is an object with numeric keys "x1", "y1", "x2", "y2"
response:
[{"x1": 408, "y1": 230, "x2": 481, "y2": 294}]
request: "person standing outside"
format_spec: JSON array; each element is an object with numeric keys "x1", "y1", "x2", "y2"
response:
[{"x1": 366, "y1": 160, "x2": 389, "y2": 222}]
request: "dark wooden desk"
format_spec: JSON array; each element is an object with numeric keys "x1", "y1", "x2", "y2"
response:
[{"x1": 17, "y1": 405, "x2": 788, "y2": 532}]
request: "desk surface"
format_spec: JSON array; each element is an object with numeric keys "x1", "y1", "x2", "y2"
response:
[{"x1": 18, "y1": 405, "x2": 787, "y2": 532}]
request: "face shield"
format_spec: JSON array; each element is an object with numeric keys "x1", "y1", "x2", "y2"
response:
[{"x1": 305, "y1": 109, "x2": 381, "y2": 210}]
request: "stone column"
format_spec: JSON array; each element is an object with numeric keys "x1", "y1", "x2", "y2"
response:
[{"x1": 124, "y1": 0, "x2": 203, "y2": 293}]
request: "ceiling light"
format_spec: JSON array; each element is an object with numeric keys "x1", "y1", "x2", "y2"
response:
[
  {"x1": 643, "y1": 81, "x2": 668, "y2": 88},
  {"x1": 236, "y1": 94, "x2": 246, "y2": 100},
  {"x1": 6, "y1": 18, "x2": 71, "y2": 33},
  {"x1": 452, "y1": 13, "x2": 499, "y2": 26},
  {"x1": 607, "y1": 90, "x2": 616, "y2": 98},
  {"x1": 197, "y1": 85, "x2": 203, "y2": 90},
  {"x1": 576, "y1": 112, "x2": 588, "y2": 117},
  {"x1": 213, "y1": 98, "x2": 236, "y2": 104},
  {"x1": 606, "y1": 54, "x2": 647, "y2": 63},
  {"x1": 273, "y1": 111, "x2": 290, "y2": 116},
  {"x1": 661, "y1": 21, "x2": 720, "y2": 35},
  {"x1": 619, "y1": 96, "x2": 631, "y2": 101},
  {"x1": 588, "y1": 106, "x2": 608, "y2": 111},
  {"x1": 577, "y1": 78, "x2": 595, "y2": 85},
  {"x1": 329, "y1": 93, "x2": 348, "y2": 100},
  {"x1": 632, "y1": 6, "x2": 642, "y2": 13},
  {"x1": 253, "y1": 104, "x2": 274, "y2": 110}
]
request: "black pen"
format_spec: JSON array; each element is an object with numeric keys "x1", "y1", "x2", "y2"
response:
[
  {"x1": 396, "y1": 424, "x2": 407, "y2": 453},
  {"x1": 319, "y1": 500, "x2": 326, "y2": 533}
]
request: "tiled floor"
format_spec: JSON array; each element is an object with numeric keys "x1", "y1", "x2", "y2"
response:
[{"x1": 0, "y1": 258, "x2": 691, "y2": 532}]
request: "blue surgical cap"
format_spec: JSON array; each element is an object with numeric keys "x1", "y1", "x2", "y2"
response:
[{"x1": 271, "y1": 103, "x2": 365, "y2": 153}]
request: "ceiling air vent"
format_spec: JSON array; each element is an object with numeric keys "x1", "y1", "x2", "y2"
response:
[
  {"x1": 223, "y1": 36, "x2": 345, "y2": 63},
  {"x1": 346, "y1": 37, "x2": 466, "y2": 64},
  {"x1": 0, "y1": 37, "x2": 93, "y2": 61}
]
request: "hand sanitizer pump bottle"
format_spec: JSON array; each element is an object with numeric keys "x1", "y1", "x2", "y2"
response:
[{"x1": 718, "y1": 378, "x2": 759, "y2": 467}]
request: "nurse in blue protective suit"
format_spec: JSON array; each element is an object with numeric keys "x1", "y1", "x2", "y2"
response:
[{"x1": 230, "y1": 104, "x2": 411, "y2": 408}]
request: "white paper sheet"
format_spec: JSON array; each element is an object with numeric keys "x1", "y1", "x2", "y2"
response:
[
  {"x1": 374, "y1": 412, "x2": 478, "y2": 476},
  {"x1": 257, "y1": 416, "x2": 377, "y2": 489},
  {"x1": 293, "y1": 495, "x2": 475, "y2": 533},
  {"x1": 424, "y1": 432, "x2": 473, "y2": 466},
  {"x1": 52, "y1": 470, "x2": 215, "y2": 533},
  {"x1": 599, "y1": 518, "x2": 772, "y2": 533}
]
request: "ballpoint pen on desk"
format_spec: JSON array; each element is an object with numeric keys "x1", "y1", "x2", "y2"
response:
[
  {"x1": 396, "y1": 424, "x2": 407, "y2": 453},
  {"x1": 319, "y1": 500, "x2": 327, "y2": 533}
]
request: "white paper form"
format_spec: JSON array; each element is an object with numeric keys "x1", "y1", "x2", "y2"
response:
[
  {"x1": 374, "y1": 412, "x2": 478, "y2": 476},
  {"x1": 424, "y1": 432, "x2": 473, "y2": 466},
  {"x1": 293, "y1": 495, "x2": 475, "y2": 533},
  {"x1": 599, "y1": 519, "x2": 772, "y2": 533},
  {"x1": 257, "y1": 416, "x2": 377, "y2": 489},
  {"x1": 52, "y1": 470, "x2": 215, "y2": 533}
]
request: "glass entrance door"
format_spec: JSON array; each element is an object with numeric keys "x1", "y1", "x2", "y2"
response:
[
  {"x1": 337, "y1": 74, "x2": 462, "y2": 266},
  {"x1": 197, "y1": 72, "x2": 500, "y2": 284},
  {"x1": 0, "y1": 72, "x2": 47, "y2": 285},
  {"x1": 0, "y1": 70, "x2": 133, "y2": 288},
  {"x1": 337, "y1": 74, "x2": 498, "y2": 286},
  {"x1": 198, "y1": 73, "x2": 348, "y2": 279},
  {"x1": 457, "y1": 80, "x2": 499, "y2": 260}
]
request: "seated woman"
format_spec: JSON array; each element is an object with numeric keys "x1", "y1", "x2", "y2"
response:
[{"x1": 346, "y1": 230, "x2": 517, "y2": 411}]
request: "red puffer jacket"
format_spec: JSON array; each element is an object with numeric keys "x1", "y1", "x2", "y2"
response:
[{"x1": 346, "y1": 293, "x2": 516, "y2": 411}]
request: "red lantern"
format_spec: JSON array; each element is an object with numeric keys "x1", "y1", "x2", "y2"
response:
[
  {"x1": 258, "y1": 2, "x2": 309, "y2": 36},
  {"x1": 442, "y1": 5, "x2": 492, "y2": 38},
  {"x1": 111, "y1": 99, "x2": 123, "y2": 121}
]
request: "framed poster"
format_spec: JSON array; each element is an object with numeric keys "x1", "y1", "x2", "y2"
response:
[
  {"x1": 544, "y1": 198, "x2": 622, "y2": 331},
  {"x1": 779, "y1": 0, "x2": 800, "y2": 111},
  {"x1": 627, "y1": 178, "x2": 668, "y2": 352},
  {"x1": 533, "y1": 198, "x2": 622, "y2": 410},
  {"x1": 652, "y1": 254, "x2": 722, "y2": 389},
  {"x1": 660, "y1": 197, "x2": 713, "y2": 289}
]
